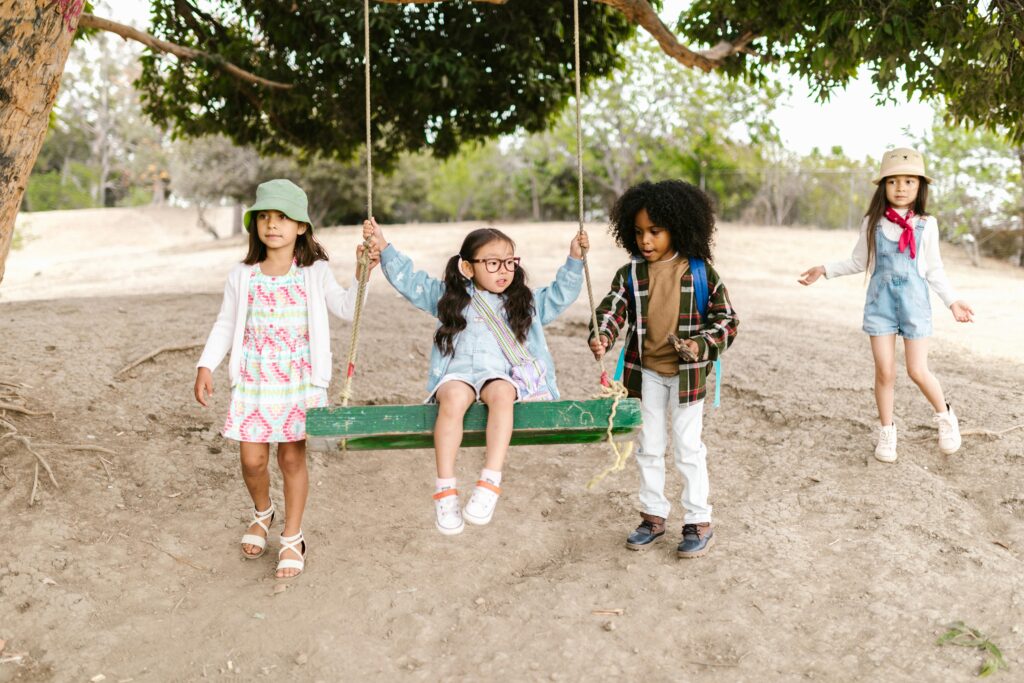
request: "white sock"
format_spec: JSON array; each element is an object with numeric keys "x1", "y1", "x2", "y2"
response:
[
  {"x1": 480, "y1": 468, "x2": 502, "y2": 486},
  {"x1": 435, "y1": 477, "x2": 456, "y2": 493}
]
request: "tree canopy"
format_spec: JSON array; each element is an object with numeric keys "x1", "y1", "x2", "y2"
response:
[
  {"x1": 136, "y1": 0, "x2": 635, "y2": 164},
  {"x1": 680, "y1": 0, "x2": 1024, "y2": 142}
]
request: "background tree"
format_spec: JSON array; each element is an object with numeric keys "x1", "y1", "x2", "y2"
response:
[
  {"x1": 5, "y1": 0, "x2": 1024, "y2": 282},
  {"x1": 679, "y1": 0, "x2": 1024, "y2": 142},
  {"x1": 137, "y1": 0, "x2": 635, "y2": 164}
]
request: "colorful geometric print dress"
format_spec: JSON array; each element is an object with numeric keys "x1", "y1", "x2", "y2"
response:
[{"x1": 222, "y1": 262, "x2": 329, "y2": 443}]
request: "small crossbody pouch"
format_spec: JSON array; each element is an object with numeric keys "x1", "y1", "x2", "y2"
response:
[{"x1": 471, "y1": 292, "x2": 553, "y2": 401}]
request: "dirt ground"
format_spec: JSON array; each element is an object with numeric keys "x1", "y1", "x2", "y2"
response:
[{"x1": 1, "y1": 206, "x2": 1022, "y2": 682}]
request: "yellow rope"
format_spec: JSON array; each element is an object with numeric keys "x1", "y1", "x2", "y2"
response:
[{"x1": 585, "y1": 382, "x2": 634, "y2": 489}]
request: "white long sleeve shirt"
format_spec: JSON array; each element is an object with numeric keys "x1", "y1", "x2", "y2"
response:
[
  {"x1": 825, "y1": 213, "x2": 959, "y2": 308},
  {"x1": 197, "y1": 261, "x2": 365, "y2": 388}
]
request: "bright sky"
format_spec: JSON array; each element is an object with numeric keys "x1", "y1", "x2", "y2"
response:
[{"x1": 102, "y1": 0, "x2": 934, "y2": 161}]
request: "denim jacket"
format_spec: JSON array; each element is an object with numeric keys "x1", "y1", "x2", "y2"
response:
[{"x1": 379, "y1": 244, "x2": 584, "y2": 399}]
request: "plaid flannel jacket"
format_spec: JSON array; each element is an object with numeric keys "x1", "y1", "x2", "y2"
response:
[{"x1": 591, "y1": 257, "x2": 738, "y2": 405}]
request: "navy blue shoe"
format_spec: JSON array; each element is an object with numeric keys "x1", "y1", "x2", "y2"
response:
[
  {"x1": 677, "y1": 523, "x2": 714, "y2": 558},
  {"x1": 625, "y1": 514, "x2": 666, "y2": 550}
]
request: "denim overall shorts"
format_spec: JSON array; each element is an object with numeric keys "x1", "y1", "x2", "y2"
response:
[{"x1": 862, "y1": 219, "x2": 931, "y2": 339}]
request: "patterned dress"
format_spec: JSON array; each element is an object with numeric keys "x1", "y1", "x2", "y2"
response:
[{"x1": 222, "y1": 263, "x2": 329, "y2": 443}]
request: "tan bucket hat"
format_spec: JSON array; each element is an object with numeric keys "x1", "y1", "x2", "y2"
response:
[{"x1": 872, "y1": 147, "x2": 934, "y2": 184}]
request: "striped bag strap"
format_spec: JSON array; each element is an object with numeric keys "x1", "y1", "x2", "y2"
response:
[{"x1": 471, "y1": 293, "x2": 531, "y2": 366}]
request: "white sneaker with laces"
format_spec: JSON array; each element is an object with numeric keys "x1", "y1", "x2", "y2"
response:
[
  {"x1": 934, "y1": 404, "x2": 962, "y2": 455},
  {"x1": 433, "y1": 488, "x2": 464, "y2": 535},
  {"x1": 463, "y1": 480, "x2": 502, "y2": 525},
  {"x1": 875, "y1": 424, "x2": 898, "y2": 463}
]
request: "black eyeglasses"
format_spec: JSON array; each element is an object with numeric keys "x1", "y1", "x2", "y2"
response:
[{"x1": 467, "y1": 257, "x2": 520, "y2": 273}]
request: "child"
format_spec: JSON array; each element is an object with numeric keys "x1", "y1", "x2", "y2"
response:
[
  {"x1": 799, "y1": 148, "x2": 974, "y2": 463},
  {"x1": 589, "y1": 180, "x2": 738, "y2": 558},
  {"x1": 193, "y1": 179, "x2": 376, "y2": 578},
  {"x1": 362, "y1": 218, "x2": 588, "y2": 535}
]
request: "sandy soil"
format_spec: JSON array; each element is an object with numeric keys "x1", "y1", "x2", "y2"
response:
[{"x1": 1, "y1": 206, "x2": 1022, "y2": 682}]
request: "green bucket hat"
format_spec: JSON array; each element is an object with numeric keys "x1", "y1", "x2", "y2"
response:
[{"x1": 243, "y1": 179, "x2": 313, "y2": 231}]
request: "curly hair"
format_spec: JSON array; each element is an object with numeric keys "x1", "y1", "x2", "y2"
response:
[
  {"x1": 609, "y1": 180, "x2": 716, "y2": 263},
  {"x1": 434, "y1": 228, "x2": 535, "y2": 356}
]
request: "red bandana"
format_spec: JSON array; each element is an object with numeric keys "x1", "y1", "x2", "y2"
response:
[{"x1": 885, "y1": 207, "x2": 917, "y2": 259}]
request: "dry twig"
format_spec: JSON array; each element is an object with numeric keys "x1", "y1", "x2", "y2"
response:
[
  {"x1": 908, "y1": 422, "x2": 1024, "y2": 443},
  {"x1": 115, "y1": 343, "x2": 204, "y2": 378},
  {"x1": 55, "y1": 444, "x2": 117, "y2": 455},
  {"x1": 6, "y1": 434, "x2": 58, "y2": 490},
  {"x1": 30, "y1": 462, "x2": 39, "y2": 506},
  {"x1": 138, "y1": 539, "x2": 211, "y2": 572},
  {"x1": 0, "y1": 402, "x2": 53, "y2": 417}
]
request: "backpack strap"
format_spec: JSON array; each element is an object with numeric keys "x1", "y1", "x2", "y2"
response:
[
  {"x1": 689, "y1": 257, "x2": 708, "y2": 317},
  {"x1": 688, "y1": 257, "x2": 721, "y2": 408},
  {"x1": 612, "y1": 261, "x2": 637, "y2": 383}
]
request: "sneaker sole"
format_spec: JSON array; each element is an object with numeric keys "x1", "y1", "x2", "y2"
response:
[
  {"x1": 463, "y1": 510, "x2": 494, "y2": 525},
  {"x1": 625, "y1": 534, "x2": 664, "y2": 551},
  {"x1": 939, "y1": 441, "x2": 962, "y2": 455},
  {"x1": 874, "y1": 452, "x2": 898, "y2": 463},
  {"x1": 436, "y1": 520, "x2": 465, "y2": 535},
  {"x1": 677, "y1": 533, "x2": 715, "y2": 559}
]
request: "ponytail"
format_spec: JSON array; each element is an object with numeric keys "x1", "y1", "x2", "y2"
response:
[{"x1": 434, "y1": 255, "x2": 471, "y2": 356}]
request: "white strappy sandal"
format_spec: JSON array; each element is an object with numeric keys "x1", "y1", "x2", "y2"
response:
[
  {"x1": 240, "y1": 503, "x2": 275, "y2": 559},
  {"x1": 276, "y1": 530, "x2": 306, "y2": 579}
]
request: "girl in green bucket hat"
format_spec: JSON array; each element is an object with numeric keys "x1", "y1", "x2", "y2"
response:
[{"x1": 194, "y1": 178, "x2": 378, "y2": 579}]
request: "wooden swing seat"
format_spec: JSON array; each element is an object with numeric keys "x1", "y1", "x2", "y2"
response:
[{"x1": 305, "y1": 398, "x2": 642, "y2": 451}]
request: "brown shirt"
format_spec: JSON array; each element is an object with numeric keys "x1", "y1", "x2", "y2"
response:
[{"x1": 642, "y1": 254, "x2": 689, "y2": 375}]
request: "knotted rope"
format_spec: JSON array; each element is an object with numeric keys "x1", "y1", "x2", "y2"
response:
[
  {"x1": 568, "y1": 0, "x2": 633, "y2": 488},
  {"x1": 336, "y1": 0, "x2": 375, "y2": 418}
]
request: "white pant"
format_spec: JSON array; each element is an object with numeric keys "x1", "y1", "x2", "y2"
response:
[{"x1": 635, "y1": 368, "x2": 712, "y2": 523}]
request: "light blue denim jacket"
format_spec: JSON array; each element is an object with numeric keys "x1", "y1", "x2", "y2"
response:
[{"x1": 379, "y1": 244, "x2": 584, "y2": 399}]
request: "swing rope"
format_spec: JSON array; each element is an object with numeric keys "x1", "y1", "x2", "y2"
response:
[
  {"x1": 568, "y1": 0, "x2": 634, "y2": 488},
  {"x1": 334, "y1": 0, "x2": 635, "y2": 469},
  {"x1": 337, "y1": 0, "x2": 375, "y2": 408}
]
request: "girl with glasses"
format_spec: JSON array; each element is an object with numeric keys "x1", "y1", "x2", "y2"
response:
[{"x1": 363, "y1": 219, "x2": 588, "y2": 535}]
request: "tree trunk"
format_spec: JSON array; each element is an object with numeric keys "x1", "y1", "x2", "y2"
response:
[
  {"x1": 530, "y1": 170, "x2": 541, "y2": 222},
  {"x1": 232, "y1": 202, "x2": 243, "y2": 236},
  {"x1": 0, "y1": 1, "x2": 79, "y2": 285},
  {"x1": 195, "y1": 203, "x2": 218, "y2": 240}
]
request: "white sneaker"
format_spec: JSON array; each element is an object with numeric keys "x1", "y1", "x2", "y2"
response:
[
  {"x1": 934, "y1": 404, "x2": 962, "y2": 455},
  {"x1": 463, "y1": 480, "x2": 502, "y2": 525},
  {"x1": 433, "y1": 488, "x2": 464, "y2": 535},
  {"x1": 875, "y1": 424, "x2": 898, "y2": 463}
]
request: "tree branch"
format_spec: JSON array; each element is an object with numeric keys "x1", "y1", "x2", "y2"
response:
[
  {"x1": 375, "y1": 0, "x2": 755, "y2": 72},
  {"x1": 593, "y1": 0, "x2": 756, "y2": 71},
  {"x1": 81, "y1": 0, "x2": 751, "y2": 96},
  {"x1": 77, "y1": 14, "x2": 292, "y2": 90}
]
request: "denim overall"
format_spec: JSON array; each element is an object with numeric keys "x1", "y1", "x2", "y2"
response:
[{"x1": 862, "y1": 218, "x2": 931, "y2": 339}]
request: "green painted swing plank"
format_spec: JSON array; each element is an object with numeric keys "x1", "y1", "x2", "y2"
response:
[{"x1": 305, "y1": 398, "x2": 641, "y2": 451}]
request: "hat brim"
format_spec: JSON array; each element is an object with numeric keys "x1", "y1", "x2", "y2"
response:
[
  {"x1": 872, "y1": 166, "x2": 935, "y2": 184},
  {"x1": 242, "y1": 198, "x2": 313, "y2": 231}
]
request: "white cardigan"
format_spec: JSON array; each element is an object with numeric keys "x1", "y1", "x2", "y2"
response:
[
  {"x1": 197, "y1": 261, "x2": 365, "y2": 388},
  {"x1": 825, "y1": 213, "x2": 959, "y2": 308}
]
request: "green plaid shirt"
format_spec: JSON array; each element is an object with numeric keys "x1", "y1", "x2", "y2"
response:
[{"x1": 591, "y1": 257, "x2": 738, "y2": 405}]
